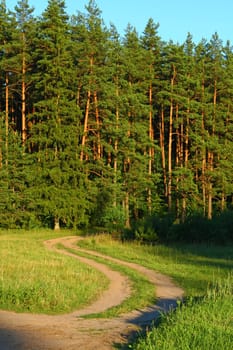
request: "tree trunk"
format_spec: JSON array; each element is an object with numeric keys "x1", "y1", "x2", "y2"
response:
[
  {"x1": 207, "y1": 151, "x2": 213, "y2": 220},
  {"x1": 181, "y1": 99, "x2": 190, "y2": 223},
  {"x1": 221, "y1": 193, "x2": 226, "y2": 212},
  {"x1": 80, "y1": 57, "x2": 93, "y2": 161},
  {"x1": 124, "y1": 191, "x2": 130, "y2": 228},
  {"x1": 202, "y1": 151, "x2": 206, "y2": 217},
  {"x1": 113, "y1": 84, "x2": 119, "y2": 207},
  {"x1": 168, "y1": 98, "x2": 173, "y2": 211},
  {"x1": 159, "y1": 106, "x2": 167, "y2": 198},
  {"x1": 206, "y1": 78, "x2": 217, "y2": 220},
  {"x1": 168, "y1": 65, "x2": 176, "y2": 212},
  {"x1": 94, "y1": 90, "x2": 101, "y2": 160},
  {"x1": 54, "y1": 216, "x2": 60, "y2": 230},
  {"x1": 175, "y1": 103, "x2": 180, "y2": 219},
  {"x1": 5, "y1": 72, "x2": 9, "y2": 166},
  {"x1": 22, "y1": 40, "x2": 26, "y2": 145},
  {"x1": 148, "y1": 81, "x2": 153, "y2": 213},
  {"x1": 201, "y1": 75, "x2": 206, "y2": 216},
  {"x1": 80, "y1": 89, "x2": 91, "y2": 161}
]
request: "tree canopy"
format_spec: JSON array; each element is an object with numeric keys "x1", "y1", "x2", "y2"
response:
[{"x1": 0, "y1": 0, "x2": 233, "y2": 241}]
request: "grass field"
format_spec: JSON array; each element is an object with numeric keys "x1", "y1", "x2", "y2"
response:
[
  {"x1": 79, "y1": 235, "x2": 233, "y2": 296},
  {"x1": 0, "y1": 230, "x2": 109, "y2": 314},
  {"x1": 0, "y1": 230, "x2": 232, "y2": 349},
  {"x1": 131, "y1": 277, "x2": 233, "y2": 350}
]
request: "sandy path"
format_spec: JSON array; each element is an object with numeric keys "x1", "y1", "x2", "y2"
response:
[{"x1": 0, "y1": 236, "x2": 184, "y2": 350}]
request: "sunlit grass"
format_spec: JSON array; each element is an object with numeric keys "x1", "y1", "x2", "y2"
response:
[
  {"x1": 78, "y1": 234, "x2": 233, "y2": 296},
  {"x1": 0, "y1": 230, "x2": 108, "y2": 314},
  {"x1": 1, "y1": 230, "x2": 232, "y2": 350},
  {"x1": 131, "y1": 276, "x2": 233, "y2": 350}
]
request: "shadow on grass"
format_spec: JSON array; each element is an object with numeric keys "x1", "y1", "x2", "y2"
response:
[
  {"x1": 167, "y1": 244, "x2": 233, "y2": 272},
  {"x1": 113, "y1": 297, "x2": 182, "y2": 350}
]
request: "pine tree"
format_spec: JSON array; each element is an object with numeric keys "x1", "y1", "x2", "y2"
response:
[
  {"x1": 157, "y1": 42, "x2": 184, "y2": 213},
  {"x1": 212, "y1": 40, "x2": 233, "y2": 212},
  {"x1": 0, "y1": 0, "x2": 15, "y2": 165},
  {"x1": 71, "y1": 0, "x2": 122, "y2": 227},
  {"x1": 71, "y1": 0, "x2": 109, "y2": 162},
  {"x1": 0, "y1": 123, "x2": 29, "y2": 228},
  {"x1": 174, "y1": 33, "x2": 199, "y2": 222},
  {"x1": 141, "y1": 18, "x2": 162, "y2": 214},
  {"x1": 120, "y1": 25, "x2": 153, "y2": 226},
  {"x1": 11, "y1": 0, "x2": 35, "y2": 145},
  {"x1": 28, "y1": 0, "x2": 87, "y2": 229}
]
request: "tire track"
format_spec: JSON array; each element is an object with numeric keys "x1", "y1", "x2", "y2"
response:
[{"x1": 0, "y1": 236, "x2": 184, "y2": 350}]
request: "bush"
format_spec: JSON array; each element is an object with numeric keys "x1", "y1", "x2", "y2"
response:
[
  {"x1": 168, "y1": 210, "x2": 233, "y2": 244},
  {"x1": 125, "y1": 213, "x2": 174, "y2": 243}
]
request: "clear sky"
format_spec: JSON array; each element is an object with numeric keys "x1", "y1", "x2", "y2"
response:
[{"x1": 5, "y1": 0, "x2": 233, "y2": 44}]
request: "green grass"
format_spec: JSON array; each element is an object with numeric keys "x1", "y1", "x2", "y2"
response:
[
  {"x1": 130, "y1": 276, "x2": 233, "y2": 350},
  {"x1": 0, "y1": 230, "x2": 109, "y2": 314},
  {"x1": 1, "y1": 230, "x2": 232, "y2": 350},
  {"x1": 78, "y1": 235, "x2": 233, "y2": 296}
]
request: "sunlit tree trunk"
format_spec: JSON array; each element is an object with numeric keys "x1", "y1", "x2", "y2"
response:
[
  {"x1": 80, "y1": 56, "x2": 93, "y2": 161},
  {"x1": 80, "y1": 88, "x2": 91, "y2": 161},
  {"x1": 159, "y1": 106, "x2": 167, "y2": 198},
  {"x1": 21, "y1": 38, "x2": 26, "y2": 145},
  {"x1": 113, "y1": 83, "x2": 119, "y2": 207},
  {"x1": 94, "y1": 90, "x2": 101, "y2": 160},
  {"x1": 148, "y1": 80, "x2": 153, "y2": 213},
  {"x1": 168, "y1": 66, "x2": 176, "y2": 211},
  {"x1": 124, "y1": 190, "x2": 130, "y2": 228},
  {"x1": 54, "y1": 216, "x2": 60, "y2": 230},
  {"x1": 5, "y1": 72, "x2": 9, "y2": 166},
  {"x1": 201, "y1": 72, "x2": 207, "y2": 216}
]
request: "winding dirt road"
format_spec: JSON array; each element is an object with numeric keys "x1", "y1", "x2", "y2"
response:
[{"x1": 0, "y1": 236, "x2": 184, "y2": 350}]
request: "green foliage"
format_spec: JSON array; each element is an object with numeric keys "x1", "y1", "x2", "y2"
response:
[
  {"x1": 101, "y1": 205, "x2": 126, "y2": 232},
  {"x1": 125, "y1": 213, "x2": 174, "y2": 243},
  {"x1": 124, "y1": 210, "x2": 233, "y2": 245},
  {"x1": 0, "y1": 127, "x2": 32, "y2": 228},
  {"x1": 169, "y1": 211, "x2": 233, "y2": 244},
  {"x1": 0, "y1": 1, "x2": 233, "y2": 235}
]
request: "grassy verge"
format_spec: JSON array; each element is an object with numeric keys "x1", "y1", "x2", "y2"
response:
[
  {"x1": 0, "y1": 230, "x2": 108, "y2": 314},
  {"x1": 131, "y1": 276, "x2": 233, "y2": 350}
]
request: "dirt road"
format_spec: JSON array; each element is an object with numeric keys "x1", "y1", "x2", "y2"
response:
[{"x1": 0, "y1": 236, "x2": 184, "y2": 349}]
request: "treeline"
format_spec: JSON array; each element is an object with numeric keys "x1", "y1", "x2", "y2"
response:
[{"x1": 0, "y1": 0, "x2": 233, "y2": 239}]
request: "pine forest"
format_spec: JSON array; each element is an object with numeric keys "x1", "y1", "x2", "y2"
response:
[{"x1": 1, "y1": 0, "x2": 233, "y2": 242}]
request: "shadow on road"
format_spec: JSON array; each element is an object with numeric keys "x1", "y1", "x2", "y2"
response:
[
  {"x1": 113, "y1": 297, "x2": 180, "y2": 349},
  {"x1": 0, "y1": 327, "x2": 53, "y2": 350}
]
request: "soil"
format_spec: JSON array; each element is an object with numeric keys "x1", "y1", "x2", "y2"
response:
[{"x1": 0, "y1": 236, "x2": 184, "y2": 350}]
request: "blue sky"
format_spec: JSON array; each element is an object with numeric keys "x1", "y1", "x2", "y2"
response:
[{"x1": 6, "y1": 0, "x2": 233, "y2": 44}]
